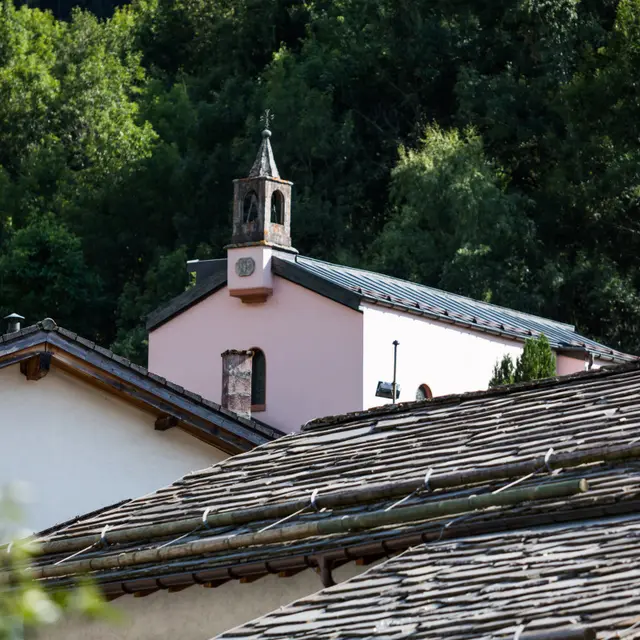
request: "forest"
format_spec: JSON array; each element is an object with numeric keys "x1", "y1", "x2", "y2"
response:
[{"x1": 1, "y1": 0, "x2": 640, "y2": 363}]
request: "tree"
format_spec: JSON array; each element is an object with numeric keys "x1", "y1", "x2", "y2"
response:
[
  {"x1": 1, "y1": 0, "x2": 640, "y2": 361},
  {"x1": 111, "y1": 246, "x2": 190, "y2": 363},
  {"x1": 0, "y1": 484, "x2": 107, "y2": 639},
  {"x1": 0, "y1": 1, "x2": 158, "y2": 344},
  {"x1": 371, "y1": 125, "x2": 535, "y2": 308},
  {"x1": 489, "y1": 335, "x2": 557, "y2": 388},
  {"x1": 0, "y1": 214, "x2": 104, "y2": 337},
  {"x1": 489, "y1": 355, "x2": 516, "y2": 389}
]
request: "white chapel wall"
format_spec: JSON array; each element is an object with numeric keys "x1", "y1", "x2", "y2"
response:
[
  {"x1": 44, "y1": 562, "x2": 368, "y2": 640},
  {"x1": 0, "y1": 365, "x2": 224, "y2": 533},
  {"x1": 361, "y1": 303, "x2": 525, "y2": 407}
]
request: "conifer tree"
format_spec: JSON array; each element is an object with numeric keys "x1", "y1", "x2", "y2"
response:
[
  {"x1": 489, "y1": 335, "x2": 556, "y2": 388},
  {"x1": 514, "y1": 335, "x2": 556, "y2": 384}
]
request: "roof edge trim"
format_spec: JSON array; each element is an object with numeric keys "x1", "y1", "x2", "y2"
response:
[
  {"x1": 272, "y1": 257, "x2": 362, "y2": 311},
  {"x1": 147, "y1": 266, "x2": 228, "y2": 331}
]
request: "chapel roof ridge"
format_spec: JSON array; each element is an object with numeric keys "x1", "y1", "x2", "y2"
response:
[
  {"x1": 302, "y1": 359, "x2": 640, "y2": 432},
  {"x1": 295, "y1": 254, "x2": 576, "y2": 331}
]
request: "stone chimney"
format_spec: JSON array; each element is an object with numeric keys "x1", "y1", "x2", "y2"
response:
[{"x1": 221, "y1": 350, "x2": 253, "y2": 418}]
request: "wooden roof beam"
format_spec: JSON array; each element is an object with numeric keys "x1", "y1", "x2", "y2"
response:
[
  {"x1": 155, "y1": 415, "x2": 179, "y2": 431},
  {"x1": 20, "y1": 352, "x2": 52, "y2": 381}
]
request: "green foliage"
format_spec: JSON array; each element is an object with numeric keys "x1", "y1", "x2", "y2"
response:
[
  {"x1": 0, "y1": 214, "x2": 104, "y2": 332},
  {"x1": 489, "y1": 355, "x2": 516, "y2": 389},
  {"x1": 489, "y1": 335, "x2": 557, "y2": 388},
  {"x1": 1, "y1": 0, "x2": 640, "y2": 361},
  {"x1": 0, "y1": 485, "x2": 108, "y2": 638},
  {"x1": 371, "y1": 125, "x2": 533, "y2": 306},
  {"x1": 514, "y1": 334, "x2": 557, "y2": 383},
  {"x1": 111, "y1": 246, "x2": 190, "y2": 362}
]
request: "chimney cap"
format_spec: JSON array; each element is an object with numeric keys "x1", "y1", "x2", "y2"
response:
[
  {"x1": 4, "y1": 312, "x2": 25, "y2": 334},
  {"x1": 221, "y1": 349, "x2": 254, "y2": 357}
]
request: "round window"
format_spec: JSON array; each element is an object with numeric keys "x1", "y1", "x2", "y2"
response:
[{"x1": 416, "y1": 384, "x2": 432, "y2": 401}]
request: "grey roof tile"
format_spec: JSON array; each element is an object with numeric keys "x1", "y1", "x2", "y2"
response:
[
  {"x1": 291, "y1": 256, "x2": 636, "y2": 363},
  {"x1": 93, "y1": 344, "x2": 114, "y2": 358},
  {"x1": 213, "y1": 514, "x2": 640, "y2": 640},
  {"x1": 74, "y1": 335, "x2": 95, "y2": 349},
  {"x1": 29, "y1": 362, "x2": 640, "y2": 599},
  {"x1": 55, "y1": 326, "x2": 78, "y2": 340}
]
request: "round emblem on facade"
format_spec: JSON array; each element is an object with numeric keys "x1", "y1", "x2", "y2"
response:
[{"x1": 235, "y1": 257, "x2": 256, "y2": 277}]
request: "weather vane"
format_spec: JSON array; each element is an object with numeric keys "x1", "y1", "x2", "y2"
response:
[{"x1": 261, "y1": 108, "x2": 274, "y2": 131}]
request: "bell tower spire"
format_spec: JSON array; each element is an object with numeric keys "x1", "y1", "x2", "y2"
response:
[
  {"x1": 249, "y1": 110, "x2": 280, "y2": 179},
  {"x1": 229, "y1": 112, "x2": 294, "y2": 250},
  {"x1": 227, "y1": 114, "x2": 295, "y2": 304}
]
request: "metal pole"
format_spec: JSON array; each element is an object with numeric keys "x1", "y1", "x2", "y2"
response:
[{"x1": 392, "y1": 340, "x2": 399, "y2": 404}]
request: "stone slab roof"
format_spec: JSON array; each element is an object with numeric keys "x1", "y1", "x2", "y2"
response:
[
  {"x1": 0, "y1": 319, "x2": 282, "y2": 453},
  {"x1": 215, "y1": 513, "x2": 640, "y2": 640},
  {"x1": 147, "y1": 255, "x2": 635, "y2": 363},
  {"x1": 26, "y1": 363, "x2": 640, "y2": 601}
]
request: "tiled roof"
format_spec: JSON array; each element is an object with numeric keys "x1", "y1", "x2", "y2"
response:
[
  {"x1": 0, "y1": 319, "x2": 283, "y2": 451},
  {"x1": 27, "y1": 363, "x2": 640, "y2": 599},
  {"x1": 215, "y1": 513, "x2": 640, "y2": 640},
  {"x1": 147, "y1": 254, "x2": 635, "y2": 363}
]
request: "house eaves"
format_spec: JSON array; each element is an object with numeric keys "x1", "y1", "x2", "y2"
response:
[
  {"x1": 210, "y1": 511, "x2": 640, "y2": 640},
  {"x1": 0, "y1": 319, "x2": 283, "y2": 453}
]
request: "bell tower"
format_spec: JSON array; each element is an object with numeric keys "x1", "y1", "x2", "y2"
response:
[
  {"x1": 227, "y1": 113, "x2": 295, "y2": 303},
  {"x1": 230, "y1": 112, "x2": 293, "y2": 250}
]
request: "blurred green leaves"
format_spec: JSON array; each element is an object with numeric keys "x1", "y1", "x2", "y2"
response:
[{"x1": 0, "y1": 484, "x2": 110, "y2": 639}]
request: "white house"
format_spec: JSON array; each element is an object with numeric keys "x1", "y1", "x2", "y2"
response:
[
  {"x1": 0, "y1": 317, "x2": 281, "y2": 532},
  {"x1": 146, "y1": 128, "x2": 635, "y2": 434}
]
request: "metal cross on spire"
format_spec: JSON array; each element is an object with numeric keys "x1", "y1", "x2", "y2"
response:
[{"x1": 261, "y1": 109, "x2": 274, "y2": 132}]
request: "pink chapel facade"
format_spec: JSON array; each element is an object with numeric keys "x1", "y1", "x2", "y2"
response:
[
  {"x1": 149, "y1": 265, "x2": 365, "y2": 432},
  {"x1": 147, "y1": 128, "x2": 634, "y2": 434}
]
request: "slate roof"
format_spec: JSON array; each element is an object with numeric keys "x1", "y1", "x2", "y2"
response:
[
  {"x1": 216, "y1": 513, "x2": 640, "y2": 640},
  {"x1": 0, "y1": 319, "x2": 282, "y2": 452},
  {"x1": 27, "y1": 362, "x2": 640, "y2": 601},
  {"x1": 147, "y1": 254, "x2": 635, "y2": 363}
]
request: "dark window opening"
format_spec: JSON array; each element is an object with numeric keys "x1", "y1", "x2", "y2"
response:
[
  {"x1": 270, "y1": 190, "x2": 284, "y2": 225},
  {"x1": 416, "y1": 384, "x2": 432, "y2": 401},
  {"x1": 251, "y1": 348, "x2": 266, "y2": 410},
  {"x1": 243, "y1": 190, "x2": 260, "y2": 224}
]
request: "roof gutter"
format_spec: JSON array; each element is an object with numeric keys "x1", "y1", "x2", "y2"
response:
[
  {"x1": 14, "y1": 478, "x2": 587, "y2": 582},
  {"x1": 360, "y1": 297, "x2": 635, "y2": 364},
  {"x1": 30, "y1": 441, "x2": 640, "y2": 559}
]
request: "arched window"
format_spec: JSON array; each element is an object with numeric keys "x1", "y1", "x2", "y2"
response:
[
  {"x1": 416, "y1": 384, "x2": 432, "y2": 401},
  {"x1": 251, "y1": 348, "x2": 266, "y2": 410},
  {"x1": 243, "y1": 190, "x2": 260, "y2": 224},
  {"x1": 270, "y1": 190, "x2": 284, "y2": 225}
]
